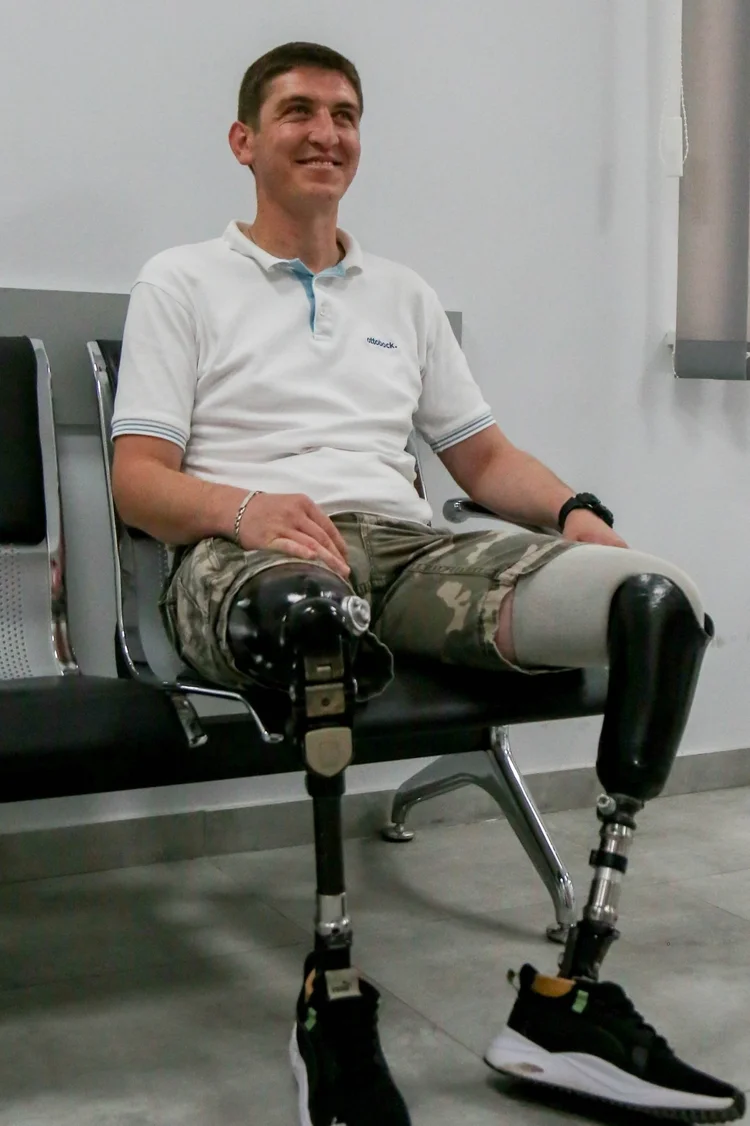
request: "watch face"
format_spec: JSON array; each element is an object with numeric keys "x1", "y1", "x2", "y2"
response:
[
  {"x1": 559, "y1": 493, "x2": 614, "y2": 531},
  {"x1": 572, "y1": 494, "x2": 614, "y2": 527}
]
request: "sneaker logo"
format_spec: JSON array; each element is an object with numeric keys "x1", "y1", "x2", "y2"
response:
[
  {"x1": 325, "y1": 967, "x2": 362, "y2": 1001},
  {"x1": 572, "y1": 989, "x2": 589, "y2": 1014},
  {"x1": 504, "y1": 1062, "x2": 545, "y2": 1076},
  {"x1": 631, "y1": 1044, "x2": 649, "y2": 1074},
  {"x1": 367, "y1": 336, "x2": 398, "y2": 350}
]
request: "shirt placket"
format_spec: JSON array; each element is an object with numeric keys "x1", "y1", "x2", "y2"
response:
[{"x1": 313, "y1": 275, "x2": 332, "y2": 339}]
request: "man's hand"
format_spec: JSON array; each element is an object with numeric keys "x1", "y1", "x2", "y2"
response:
[
  {"x1": 562, "y1": 508, "x2": 628, "y2": 548},
  {"x1": 237, "y1": 492, "x2": 351, "y2": 578}
]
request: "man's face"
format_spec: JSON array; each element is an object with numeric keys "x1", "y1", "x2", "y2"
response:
[{"x1": 240, "y1": 67, "x2": 361, "y2": 209}]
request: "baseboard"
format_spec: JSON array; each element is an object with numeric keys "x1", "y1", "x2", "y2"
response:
[{"x1": 1, "y1": 746, "x2": 749, "y2": 883}]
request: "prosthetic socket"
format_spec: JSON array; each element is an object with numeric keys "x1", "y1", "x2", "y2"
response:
[
  {"x1": 561, "y1": 574, "x2": 714, "y2": 980},
  {"x1": 228, "y1": 563, "x2": 385, "y2": 968}
]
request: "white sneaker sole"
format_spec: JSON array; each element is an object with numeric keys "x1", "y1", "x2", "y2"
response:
[
  {"x1": 485, "y1": 1026, "x2": 735, "y2": 1114},
  {"x1": 289, "y1": 1025, "x2": 315, "y2": 1126}
]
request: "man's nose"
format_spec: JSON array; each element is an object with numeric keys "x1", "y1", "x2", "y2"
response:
[{"x1": 308, "y1": 109, "x2": 337, "y2": 146}]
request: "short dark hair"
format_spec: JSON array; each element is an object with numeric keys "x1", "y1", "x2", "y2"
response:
[{"x1": 238, "y1": 42, "x2": 363, "y2": 128}]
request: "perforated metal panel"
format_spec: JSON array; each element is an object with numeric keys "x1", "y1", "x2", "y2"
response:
[
  {"x1": 0, "y1": 547, "x2": 34, "y2": 678},
  {"x1": 0, "y1": 544, "x2": 64, "y2": 678}
]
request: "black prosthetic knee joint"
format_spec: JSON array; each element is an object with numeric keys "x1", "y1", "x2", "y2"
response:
[{"x1": 228, "y1": 563, "x2": 368, "y2": 691}]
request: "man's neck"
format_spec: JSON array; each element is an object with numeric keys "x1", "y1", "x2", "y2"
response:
[{"x1": 242, "y1": 201, "x2": 344, "y2": 274}]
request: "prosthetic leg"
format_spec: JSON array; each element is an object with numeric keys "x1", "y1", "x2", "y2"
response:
[
  {"x1": 227, "y1": 563, "x2": 412, "y2": 1125},
  {"x1": 486, "y1": 574, "x2": 743, "y2": 1120},
  {"x1": 228, "y1": 562, "x2": 374, "y2": 971},
  {"x1": 559, "y1": 573, "x2": 714, "y2": 980}
]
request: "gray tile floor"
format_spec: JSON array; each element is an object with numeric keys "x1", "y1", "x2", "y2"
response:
[{"x1": 1, "y1": 785, "x2": 750, "y2": 1125}]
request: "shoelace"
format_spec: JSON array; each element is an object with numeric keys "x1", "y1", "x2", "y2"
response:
[{"x1": 593, "y1": 983, "x2": 672, "y2": 1055}]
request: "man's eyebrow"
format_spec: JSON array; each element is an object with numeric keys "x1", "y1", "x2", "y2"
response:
[{"x1": 277, "y1": 94, "x2": 314, "y2": 108}]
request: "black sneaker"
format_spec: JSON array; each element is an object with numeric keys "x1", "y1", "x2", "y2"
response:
[
  {"x1": 484, "y1": 964, "x2": 745, "y2": 1122},
  {"x1": 290, "y1": 955, "x2": 412, "y2": 1126}
]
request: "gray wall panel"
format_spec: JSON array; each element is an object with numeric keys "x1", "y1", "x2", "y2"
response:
[
  {"x1": 0, "y1": 290, "x2": 461, "y2": 427},
  {"x1": 0, "y1": 289, "x2": 129, "y2": 426}
]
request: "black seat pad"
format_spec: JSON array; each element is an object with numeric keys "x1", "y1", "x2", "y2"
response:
[{"x1": 0, "y1": 663, "x2": 607, "y2": 801}]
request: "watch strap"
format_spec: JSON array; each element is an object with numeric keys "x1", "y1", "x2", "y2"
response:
[{"x1": 558, "y1": 493, "x2": 614, "y2": 532}]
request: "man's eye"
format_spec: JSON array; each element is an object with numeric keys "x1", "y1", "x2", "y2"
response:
[{"x1": 287, "y1": 105, "x2": 309, "y2": 116}]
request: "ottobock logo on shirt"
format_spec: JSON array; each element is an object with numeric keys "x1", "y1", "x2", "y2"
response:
[{"x1": 367, "y1": 336, "x2": 398, "y2": 349}]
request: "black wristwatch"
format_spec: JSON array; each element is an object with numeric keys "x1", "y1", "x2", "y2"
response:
[{"x1": 558, "y1": 492, "x2": 614, "y2": 532}]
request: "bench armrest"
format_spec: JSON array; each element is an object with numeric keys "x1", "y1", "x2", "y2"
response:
[{"x1": 442, "y1": 498, "x2": 554, "y2": 537}]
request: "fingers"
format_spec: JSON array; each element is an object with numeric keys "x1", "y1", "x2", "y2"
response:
[
  {"x1": 236, "y1": 493, "x2": 351, "y2": 576},
  {"x1": 596, "y1": 529, "x2": 629, "y2": 549},
  {"x1": 298, "y1": 514, "x2": 350, "y2": 572},
  {"x1": 301, "y1": 498, "x2": 349, "y2": 559},
  {"x1": 270, "y1": 534, "x2": 350, "y2": 579},
  {"x1": 329, "y1": 521, "x2": 349, "y2": 559},
  {"x1": 568, "y1": 530, "x2": 629, "y2": 549}
]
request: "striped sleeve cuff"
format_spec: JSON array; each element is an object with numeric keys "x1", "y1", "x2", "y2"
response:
[
  {"x1": 428, "y1": 412, "x2": 495, "y2": 454},
  {"x1": 111, "y1": 419, "x2": 188, "y2": 449}
]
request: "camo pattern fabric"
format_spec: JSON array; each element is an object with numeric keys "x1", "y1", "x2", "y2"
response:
[{"x1": 161, "y1": 511, "x2": 577, "y2": 695}]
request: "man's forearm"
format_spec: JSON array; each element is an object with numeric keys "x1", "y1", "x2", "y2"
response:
[
  {"x1": 467, "y1": 447, "x2": 574, "y2": 530},
  {"x1": 113, "y1": 457, "x2": 247, "y2": 546}
]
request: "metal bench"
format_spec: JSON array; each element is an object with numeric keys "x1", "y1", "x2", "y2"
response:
[{"x1": 87, "y1": 338, "x2": 610, "y2": 940}]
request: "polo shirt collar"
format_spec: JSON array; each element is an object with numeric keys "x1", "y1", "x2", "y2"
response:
[{"x1": 223, "y1": 221, "x2": 363, "y2": 274}]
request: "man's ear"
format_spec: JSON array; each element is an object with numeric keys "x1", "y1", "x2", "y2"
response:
[{"x1": 228, "y1": 120, "x2": 255, "y2": 168}]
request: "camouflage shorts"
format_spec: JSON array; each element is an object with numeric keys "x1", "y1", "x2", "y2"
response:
[{"x1": 161, "y1": 511, "x2": 576, "y2": 697}]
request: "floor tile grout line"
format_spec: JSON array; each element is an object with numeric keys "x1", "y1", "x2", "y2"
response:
[
  {"x1": 215, "y1": 887, "x2": 556, "y2": 947},
  {"x1": 205, "y1": 855, "x2": 541, "y2": 1065},
  {"x1": 634, "y1": 879, "x2": 750, "y2": 931},
  {"x1": 0, "y1": 938, "x2": 314, "y2": 1003},
  {"x1": 658, "y1": 863, "x2": 750, "y2": 889},
  {"x1": 206, "y1": 853, "x2": 498, "y2": 936},
  {"x1": 543, "y1": 826, "x2": 750, "y2": 889},
  {"x1": 353, "y1": 964, "x2": 493, "y2": 1065}
]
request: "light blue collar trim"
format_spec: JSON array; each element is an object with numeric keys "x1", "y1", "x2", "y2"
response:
[
  {"x1": 284, "y1": 259, "x2": 346, "y2": 329},
  {"x1": 223, "y1": 222, "x2": 363, "y2": 273}
]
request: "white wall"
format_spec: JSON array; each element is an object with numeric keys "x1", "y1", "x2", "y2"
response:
[{"x1": 3, "y1": 0, "x2": 750, "y2": 828}]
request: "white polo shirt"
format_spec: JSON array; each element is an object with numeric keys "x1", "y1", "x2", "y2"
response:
[{"x1": 112, "y1": 221, "x2": 495, "y2": 525}]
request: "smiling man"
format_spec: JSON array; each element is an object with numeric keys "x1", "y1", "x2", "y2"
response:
[{"x1": 111, "y1": 42, "x2": 743, "y2": 1126}]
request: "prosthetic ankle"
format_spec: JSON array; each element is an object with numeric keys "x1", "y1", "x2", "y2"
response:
[
  {"x1": 228, "y1": 563, "x2": 386, "y2": 974},
  {"x1": 560, "y1": 574, "x2": 714, "y2": 981}
]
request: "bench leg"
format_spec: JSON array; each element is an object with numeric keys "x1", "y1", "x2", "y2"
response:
[
  {"x1": 381, "y1": 726, "x2": 576, "y2": 944},
  {"x1": 381, "y1": 751, "x2": 487, "y2": 841},
  {"x1": 487, "y1": 726, "x2": 576, "y2": 943}
]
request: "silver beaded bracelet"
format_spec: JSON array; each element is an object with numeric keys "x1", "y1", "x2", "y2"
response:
[{"x1": 232, "y1": 490, "x2": 261, "y2": 544}]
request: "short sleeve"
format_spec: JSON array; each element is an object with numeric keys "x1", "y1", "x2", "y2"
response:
[
  {"x1": 111, "y1": 279, "x2": 198, "y2": 450},
  {"x1": 413, "y1": 289, "x2": 495, "y2": 453}
]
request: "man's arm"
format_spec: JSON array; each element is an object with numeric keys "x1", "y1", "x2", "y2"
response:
[
  {"x1": 438, "y1": 425, "x2": 627, "y2": 547},
  {"x1": 112, "y1": 436, "x2": 351, "y2": 575},
  {"x1": 112, "y1": 435, "x2": 244, "y2": 544}
]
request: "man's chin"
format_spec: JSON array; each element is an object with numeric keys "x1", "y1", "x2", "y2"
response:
[
  {"x1": 294, "y1": 182, "x2": 349, "y2": 207},
  {"x1": 299, "y1": 173, "x2": 345, "y2": 192}
]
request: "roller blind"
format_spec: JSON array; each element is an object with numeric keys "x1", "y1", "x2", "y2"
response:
[{"x1": 674, "y1": 0, "x2": 750, "y2": 380}]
